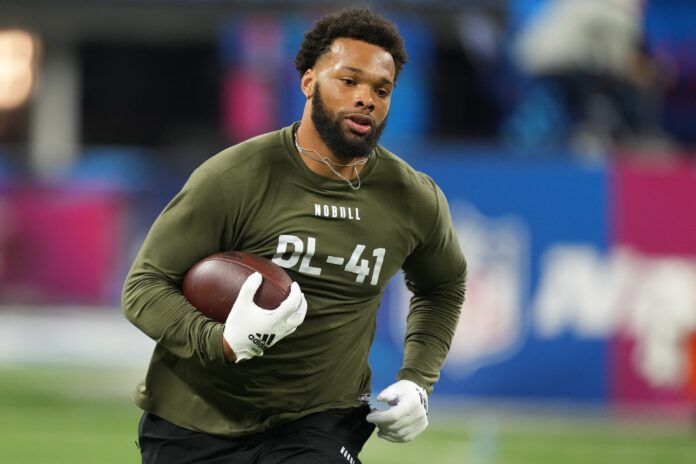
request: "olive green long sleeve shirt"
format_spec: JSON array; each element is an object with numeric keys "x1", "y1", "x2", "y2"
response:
[{"x1": 122, "y1": 124, "x2": 466, "y2": 437}]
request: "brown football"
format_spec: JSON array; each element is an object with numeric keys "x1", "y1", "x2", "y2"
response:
[{"x1": 182, "y1": 251, "x2": 292, "y2": 322}]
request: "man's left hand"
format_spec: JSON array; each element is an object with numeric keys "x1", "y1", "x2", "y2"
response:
[{"x1": 365, "y1": 380, "x2": 428, "y2": 443}]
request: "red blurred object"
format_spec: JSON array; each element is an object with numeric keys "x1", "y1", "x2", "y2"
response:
[{"x1": 0, "y1": 186, "x2": 126, "y2": 305}]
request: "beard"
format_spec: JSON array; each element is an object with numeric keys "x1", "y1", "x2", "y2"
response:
[{"x1": 311, "y1": 84, "x2": 387, "y2": 162}]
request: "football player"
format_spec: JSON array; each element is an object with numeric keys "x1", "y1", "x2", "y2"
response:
[{"x1": 123, "y1": 8, "x2": 466, "y2": 463}]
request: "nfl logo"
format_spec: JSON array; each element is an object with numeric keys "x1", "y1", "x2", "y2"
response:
[{"x1": 394, "y1": 203, "x2": 529, "y2": 377}]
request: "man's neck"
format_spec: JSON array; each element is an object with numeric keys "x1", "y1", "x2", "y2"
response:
[{"x1": 294, "y1": 115, "x2": 367, "y2": 180}]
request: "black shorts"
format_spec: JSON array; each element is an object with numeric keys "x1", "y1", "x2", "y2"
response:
[{"x1": 137, "y1": 406, "x2": 375, "y2": 464}]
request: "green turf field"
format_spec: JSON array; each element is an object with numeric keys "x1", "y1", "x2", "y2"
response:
[{"x1": 1, "y1": 366, "x2": 695, "y2": 464}]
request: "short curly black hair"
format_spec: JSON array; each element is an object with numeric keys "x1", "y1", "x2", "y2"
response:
[{"x1": 295, "y1": 8, "x2": 408, "y2": 81}]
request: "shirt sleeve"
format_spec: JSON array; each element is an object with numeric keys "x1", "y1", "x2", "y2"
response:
[
  {"x1": 397, "y1": 180, "x2": 467, "y2": 393},
  {"x1": 121, "y1": 166, "x2": 233, "y2": 366}
]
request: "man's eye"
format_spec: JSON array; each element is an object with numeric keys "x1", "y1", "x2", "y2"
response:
[
  {"x1": 342, "y1": 78, "x2": 356, "y2": 86},
  {"x1": 377, "y1": 89, "x2": 390, "y2": 98}
]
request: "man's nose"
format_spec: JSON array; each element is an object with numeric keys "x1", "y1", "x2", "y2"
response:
[{"x1": 355, "y1": 86, "x2": 375, "y2": 111}]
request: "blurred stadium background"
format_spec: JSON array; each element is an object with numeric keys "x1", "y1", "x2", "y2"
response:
[{"x1": 1, "y1": 0, "x2": 696, "y2": 462}]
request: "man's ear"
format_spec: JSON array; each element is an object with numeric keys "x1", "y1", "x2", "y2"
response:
[{"x1": 301, "y1": 69, "x2": 315, "y2": 99}]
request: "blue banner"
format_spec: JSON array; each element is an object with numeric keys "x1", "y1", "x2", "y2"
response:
[{"x1": 370, "y1": 158, "x2": 609, "y2": 401}]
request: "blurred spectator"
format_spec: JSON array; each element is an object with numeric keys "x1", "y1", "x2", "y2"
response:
[{"x1": 506, "y1": 0, "x2": 671, "y2": 154}]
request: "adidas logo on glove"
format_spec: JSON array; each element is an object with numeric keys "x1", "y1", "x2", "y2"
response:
[{"x1": 248, "y1": 333, "x2": 276, "y2": 350}]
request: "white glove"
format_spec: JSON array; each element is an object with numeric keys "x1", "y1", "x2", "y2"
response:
[
  {"x1": 223, "y1": 272, "x2": 307, "y2": 363},
  {"x1": 366, "y1": 380, "x2": 429, "y2": 443}
]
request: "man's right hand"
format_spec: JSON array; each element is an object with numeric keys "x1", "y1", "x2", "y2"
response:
[{"x1": 222, "y1": 272, "x2": 307, "y2": 363}]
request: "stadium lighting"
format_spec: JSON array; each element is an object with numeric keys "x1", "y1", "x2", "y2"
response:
[{"x1": 0, "y1": 29, "x2": 38, "y2": 111}]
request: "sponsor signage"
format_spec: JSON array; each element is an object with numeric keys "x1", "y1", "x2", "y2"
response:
[{"x1": 371, "y1": 158, "x2": 696, "y2": 405}]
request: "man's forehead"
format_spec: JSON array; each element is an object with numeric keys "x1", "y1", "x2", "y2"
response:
[{"x1": 317, "y1": 37, "x2": 395, "y2": 81}]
